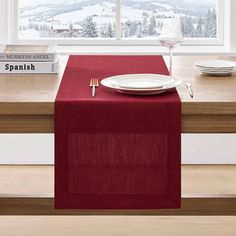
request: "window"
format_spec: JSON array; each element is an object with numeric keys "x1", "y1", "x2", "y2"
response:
[
  {"x1": 19, "y1": 0, "x2": 116, "y2": 39},
  {"x1": 11, "y1": 0, "x2": 225, "y2": 45},
  {"x1": 121, "y1": 0, "x2": 217, "y2": 39}
]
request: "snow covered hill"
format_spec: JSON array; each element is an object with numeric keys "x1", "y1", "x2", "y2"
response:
[{"x1": 18, "y1": 0, "x2": 217, "y2": 39}]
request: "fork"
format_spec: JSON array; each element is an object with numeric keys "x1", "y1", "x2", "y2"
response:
[{"x1": 90, "y1": 78, "x2": 99, "y2": 98}]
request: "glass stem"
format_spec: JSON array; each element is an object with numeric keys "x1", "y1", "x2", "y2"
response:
[{"x1": 169, "y1": 46, "x2": 173, "y2": 77}]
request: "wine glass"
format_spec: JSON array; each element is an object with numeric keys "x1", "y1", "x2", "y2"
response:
[{"x1": 159, "y1": 17, "x2": 184, "y2": 77}]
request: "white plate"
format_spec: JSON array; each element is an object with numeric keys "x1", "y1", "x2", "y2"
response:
[
  {"x1": 198, "y1": 68, "x2": 234, "y2": 75},
  {"x1": 117, "y1": 89, "x2": 166, "y2": 96},
  {"x1": 198, "y1": 67, "x2": 233, "y2": 71},
  {"x1": 201, "y1": 72, "x2": 233, "y2": 76},
  {"x1": 199, "y1": 69, "x2": 233, "y2": 74},
  {"x1": 101, "y1": 74, "x2": 175, "y2": 90},
  {"x1": 195, "y1": 60, "x2": 236, "y2": 69},
  {"x1": 199, "y1": 69, "x2": 233, "y2": 72},
  {"x1": 116, "y1": 81, "x2": 183, "y2": 95},
  {"x1": 101, "y1": 75, "x2": 183, "y2": 95},
  {"x1": 196, "y1": 66, "x2": 234, "y2": 71},
  {"x1": 198, "y1": 68, "x2": 233, "y2": 72}
]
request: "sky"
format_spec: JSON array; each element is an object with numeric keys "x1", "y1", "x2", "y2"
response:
[
  {"x1": 19, "y1": 0, "x2": 216, "y2": 7},
  {"x1": 184, "y1": 0, "x2": 215, "y2": 4},
  {"x1": 19, "y1": 0, "x2": 79, "y2": 7}
]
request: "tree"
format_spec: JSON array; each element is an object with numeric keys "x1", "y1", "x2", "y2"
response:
[
  {"x1": 135, "y1": 23, "x2": 142, "y2": 38},
  {"x1": 67, "y1": 22, "x2": 76, "y2": 38},
  {"x1": 156, "y1": 20, "x2": 163, "y2": 36},
  {"x1": 204, "y1": 9, "x2": 217, "y2": 38},
  {"x1": 195, "y1": 16, "x2": 204, "y2": 37},
  {"x1": 124, "y1": 21, "x2": 131, "y2": 38},
  {"x1": 100, "y1": 24, "x2": 108, "y2": 38},
  {"x1": 181, "y1": 16, "x2": 194, "y2": 37},
  {"x1": 80, "y1": 16, "x2": 98, "y2": 38},
  {"x1": 130, "y1": 21, "x2": 138, "y2": 36},
  {"x1": 34, "y1": 23, "x2": 39, "y2": 31},
  {"x1": 148, "y1": 16, "x2": 157, "y2": 36},
  {"x1": 100, "y1": 23, "x2": 114, "y2": 38},
  {"x1": 107, "y1": 23, "x2": 114, "y2": 38},
  {"x1": 142, "y1": 16, "x2": 148, "y2": 36}
]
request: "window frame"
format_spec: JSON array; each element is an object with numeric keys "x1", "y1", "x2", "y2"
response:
[{"x1": 5, "y1": 0, "x2": 226, "y2": 46}]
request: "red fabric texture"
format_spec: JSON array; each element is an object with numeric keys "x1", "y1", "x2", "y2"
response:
[{"x1": 55, "y1": 55, "x2": 181, "y2": 209}]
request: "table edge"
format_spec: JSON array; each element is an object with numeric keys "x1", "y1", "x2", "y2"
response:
[{"x1": 0, "y1": 101, "x2": 236, "y2": 115}]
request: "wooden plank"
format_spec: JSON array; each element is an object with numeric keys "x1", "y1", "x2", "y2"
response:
[
  {"x1": 0, "y1": 197, "x2": 236, "y2": 215},
  {"x1": 182, "y1": 114, "x2": 236, "y2": 133},
  {"x1": 1, "y1": 216, "x2": 236, "y2": 236},
  {"x1": 181, "y1": 102, "x2": 236, "y2": 115},
  {"x1": 1, "y1": 114, "x2": 236, "y2": 133},
  {"x1": 2, "y1": 165, "x2": 236, "y2": 198},
  {"x1": 1, "y1": 165, "x2": 236, "y2": 198},
  {"x1": 0, "y1": 115, "x2": 54, "y2": 133},
  {"x1": 1, "y1": 102, "x2": 236, "y2": 116},
  {"x1": 0, "y1": 165, "x2": 236, "y2": 215},
  {"x1": 0, "y1": 102, "x2": 54, "y2": 115}
]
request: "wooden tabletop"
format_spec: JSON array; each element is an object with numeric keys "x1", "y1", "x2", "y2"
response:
[{"x1": 0, "y1": 55, "x2": 236, "y2": 133}]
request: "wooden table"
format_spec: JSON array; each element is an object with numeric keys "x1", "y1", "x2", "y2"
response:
[
  {"x1": 0, "y1": 56, "x2": 236, "y2": 133},
  {"x1": 0, "y1": 55, "x2": 236, "y2": 215}
]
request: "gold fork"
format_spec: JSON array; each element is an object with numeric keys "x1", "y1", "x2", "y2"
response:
[{"x1": 90, "y1": 78, "x2": 99, "y2": 98}]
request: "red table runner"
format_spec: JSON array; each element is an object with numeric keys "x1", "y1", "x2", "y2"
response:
[{"x1": 55, "y1": 55, "x2": 181, "y2": 209}]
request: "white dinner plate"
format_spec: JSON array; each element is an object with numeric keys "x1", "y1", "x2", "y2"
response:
[
  {"x1": 117, "y1": 89, "x2": 167, "y2": 96},
  {"x1": 101, "y1": 74, "x2": 183, "y2": 95},
  {"x1": 116, "y1": 80, "x2": 183, "y2": 95},
  {"x1": 101, "y1": 74, "x2": 175, "y2": 90},
  {"x1": 197, "y1": 68, "x2": 234, "y2": 76},
  {"x1": 199, "y1": 69, "x2": 233, "y2": 72},
  {"x1": 200, "y1": 72, "x2": 233, "y2": 75},
  {"x1": 201, "y1": 71, "x2": 233, "y2": 76},
  {"x1": 199, "y1": 69, "x2": 233, "y2": 73},
  {"x1": 195, "y1": 60, "x2": 236, "y2": 69},
  {"x1": 196, "y1": 66, "x2": 234, "y2": 71}
]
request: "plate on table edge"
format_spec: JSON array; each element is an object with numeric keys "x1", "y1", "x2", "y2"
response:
[
  {"x1": 197, "y1": 68, "x2": 234, "y2": 73},
  {"x1": 199, "y1": 69, "x2": 234, "y2": 74},
  {"x1": 197, "y1": 67, "x2": 234, "y2": 72},
  {"x1": 117, "y1": 89, "x2": 167, "y2": 96},
  {"x1": 195, "y1": 60, "x2": 236, "y2": 69},
  {"x1": 113, "y1": 74, "x2": 175, "y2": 89},
  {"x1": 201, "y1": 72, "x2": 233, "y2": 76},
  {"x1": 101, "y1": 74, "x2": 175, "y2": 90},
  {"x1": 196, "y1": 66, "x2": 234, "y2": 71},
  {"x1": 101, "y1": 78, "x2": 183, "y2": 95}
]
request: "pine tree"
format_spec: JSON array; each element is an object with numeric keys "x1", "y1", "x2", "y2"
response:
[
  {"x1": 124, "y1": 21, "x2": 131, "y2": 38},
  {"x1": 148, "y1": 16, "x2": 157, "y2": 36},
  {"x1": 195, "y1": 16, "x2": 203, "y2": 37},
  {"x1": 135, "y1": 23, "x2": 142, "y2": 38},
  {"x1": 130, "y1": 21, "x2": 138, "y2": 36},
  {"x1": 107, "y1": 23, "x2": 114, "y2": 38},
  {"x1": 181, "y1": 16, "x2": 194, "y2": 37},
  {"x1": 34, "y1": 23, "x2": 39, "y2": 31},
  {"x1": 100, "y1": 24, "x2": 108, "y2": 38},
  {"x1": 80, "y1": 16, "x2": 98, "y2": 38},
  {"x1": 204, "y1": 9, "x2": 217, "y2": 38},
  {"x1": 156, "y1": 20, "x2": 163, "y2": 36},
  {"x1": 142, "y1": 16, "x2": 148, "y2": 36},
  {"x1": 67, "y1": 21, "x2": 75, "y2": 38},
  {"x1": 100, "y1": 23, "x2": 114, "y2": 38}
]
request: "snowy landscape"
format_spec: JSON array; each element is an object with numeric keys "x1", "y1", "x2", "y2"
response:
[{"x1": 19, "y1": 0, "x2": 217, "y2": 39}]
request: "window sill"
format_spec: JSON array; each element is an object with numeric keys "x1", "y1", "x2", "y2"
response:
[{"x1": 57, "y1": 45, "x2": 236, "y2": 56}]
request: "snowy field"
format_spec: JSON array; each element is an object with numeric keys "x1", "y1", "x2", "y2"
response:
[{"x1": 18, "y1": 0, "x2": 217, "y2": 39}]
